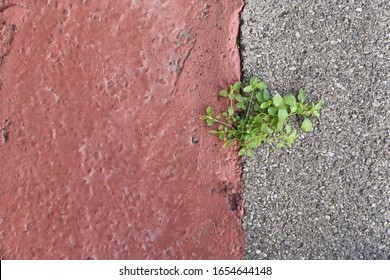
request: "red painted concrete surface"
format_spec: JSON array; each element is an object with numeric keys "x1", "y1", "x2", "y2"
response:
[{"x1": 0, "y1": 0, "x2": 244, "y2": 259}]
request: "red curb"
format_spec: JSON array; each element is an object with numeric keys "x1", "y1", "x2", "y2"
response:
[{"x1": 0, "y1": 0, "x2": 244, "y2": 259}]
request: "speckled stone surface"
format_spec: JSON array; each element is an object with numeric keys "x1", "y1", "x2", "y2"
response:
[
  {"x1": 0, "y1": 0, "x2": 244, "y2": 259},
  {"x1": 241, "y1": 0, "x2": 389, "y2": 259}
]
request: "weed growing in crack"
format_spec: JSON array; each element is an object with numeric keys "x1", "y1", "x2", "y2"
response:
[{"x1": 200, "y1": 77, "x2": 324, "y2": 156}]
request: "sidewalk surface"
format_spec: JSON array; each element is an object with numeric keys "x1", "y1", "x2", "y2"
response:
[
  {"x1": 0, "y1": 0, "x2": 244, "y2": 259},
  {"x1": 241, "y1": 0, "x2": 389, "y2": 259}
]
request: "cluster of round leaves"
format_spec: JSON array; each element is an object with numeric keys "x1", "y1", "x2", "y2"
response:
[{"x1": 200, "y1": 77, "x2": 324, "y2": 156}]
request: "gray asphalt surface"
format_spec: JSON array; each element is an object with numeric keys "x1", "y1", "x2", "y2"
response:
[{"x1": 240, "y1": 0, "x2": 389, "y2": 259}]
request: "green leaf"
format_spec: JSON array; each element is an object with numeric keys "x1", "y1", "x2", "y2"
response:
[
  {"x1": 277, "y1": 120, "x2": 284, "y2": 131},
  {"x1": 206, "y1": 119, "x2": 214, "y2": 126},
  {"x1": 270, "y1": 117, "x2": 278, "y2": 127},
  {"x1": 235, "y1": 94, "x2": 244, "y2": 102},
  {"x1": 238, "y1": 149, "x2": 246, "y2": 156},
  {"x1": 314, "y1": 99, "x2": 324, "y2": 110},
  {"x1": 290, "y1": 105, "x2": 297, "y2": 113},
  {"x1": 218, "y1": 125, "x2": 224, "y2": 131},
  {"x1": 313, "y1": 110, "x2": 320, "y2": 117},
  {"x1": 250, "y1": 77, "x2": 258, "y2": 85},
  {"x1": 277, "y1": 141, "x2": 285, "y2": 148},
  {"x1": 232, "y1": 82, "x2": 242, "y2": 91},
  {"x1": 228, "y1": 93, "x2": 235, "y2": 100},
  {"x1": 219, "y1": 90, "x2": 228, "y2": 97},
  {"x1": 267, "y1": 106, "x2": 276, "y2": 115},
  {"x1": 254, "y1": 103, "x2": 261, "y2": 111},
  {"x1": 246, "y1": 149, "x2": 254, "y2": 157},
  {"x1": 301, "y1": 103, "x2": 309, "y2": 111},
  {"x1": 278, "y1": 108, "x2": 288, "y2": 122},
  {"x1": 210, "y1": 130, "x2": 218, "y2": 135},
  {"x1": 256, "y1": 92, "x2": 263, "y2": 102},
  {"x1": 200, "y1": 116, "x2": 208, "y2": 120},
  {"x1": 286, "y1": 130, "x2": 297, "y2": 147},
  {"x1": 228, "y1": 107, "x2": 234, "y2": 116},
  {"x1": 256, "y1": 82, "x2": 268, "y2": 90},
  {"x1": 298, "y1": 89, "x2": 306, "y2": 103},
  {"x1": 301, "y1": 118, "x2": 312, "y2": 132},
  {"x1": 283, "y1": 95, "x2": 296, "y2": 106},
  {"x1": 285, "y1": 125, "x2": 292, "y2": 134},
  {"x1": 215, "y1": 115, "x2": 221, "y2": 119},
  {"x1": 222, "y1": 112, "x2": 228, "y2": 117},
  {"x1": 263, "y1": 91, "x2": 270, "y2": 101},
  {"x1": 243, "y1": 85, "x2": 253, "y2": 93},
  {"x1": 272, "y1": 93, "x2": 283, "y2": 107},
  {"x1": 206, "y1": 106, "x2": 213, "y2": 115},
  {"x1": 260, "y1": 102, "x2": 269, "y2": 109},
  {"x1": 253, "y1": 115, "x2": 262, "y2": 125},
  {"x1": 261, "y1": 124, "x2": 272, "y2": 134}
]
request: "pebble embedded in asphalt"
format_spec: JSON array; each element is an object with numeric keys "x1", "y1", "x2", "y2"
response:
[{"x1": 240, "y1": 0, "x2": 390, "y2": 259}]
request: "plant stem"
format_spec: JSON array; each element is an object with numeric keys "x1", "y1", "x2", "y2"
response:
[
  {"x1": 246, "y1": 90, "x2": 255, "y2": 119},
  {"x1": 210, "y1": 117, "x2": 233, "y2": 128}
]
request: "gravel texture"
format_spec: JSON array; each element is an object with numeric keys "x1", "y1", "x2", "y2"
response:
[{"x1": 240, "y1": 0, "x2": 389, "y2": 259}]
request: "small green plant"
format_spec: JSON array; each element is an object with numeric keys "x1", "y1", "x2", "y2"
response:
[{"x1": 200, "y1": 77, "x2": 323, "y2": 156}]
